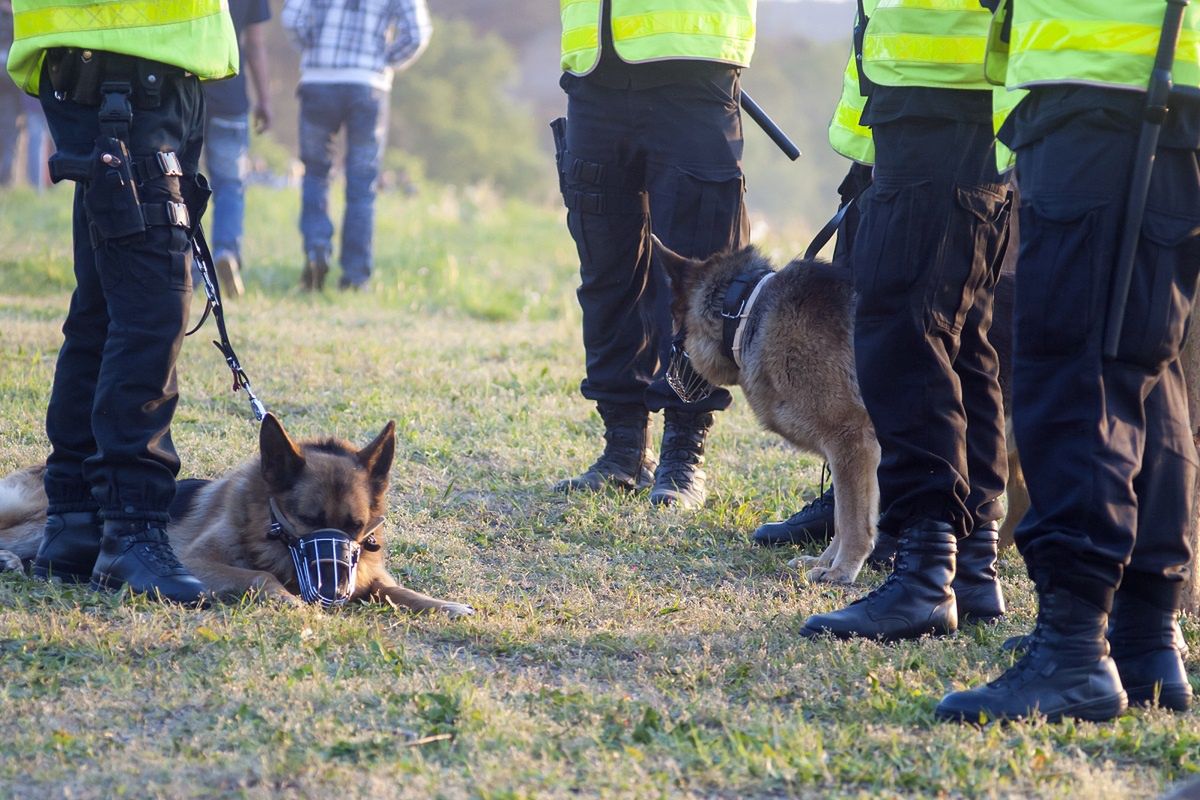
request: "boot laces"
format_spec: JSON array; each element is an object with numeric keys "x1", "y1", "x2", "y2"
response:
[
  {"x1": 787, "y1": 487, "x2": 834, "y2": 523},
  {"x1": 846, "y1": 549, "x2": 913, "y2": 608},
  {"x1": 590, "y1": 427, "x2": 647, "y2": 475},
  {"x1": 988, "y1": 597, "x2": 1056, "y2": 689},
  {"x1": 659, "y1": 427, "x2": 705, "y2": 466},
  {"x1": 133, "y1": 528, "x2": 187, "y2": 572}
]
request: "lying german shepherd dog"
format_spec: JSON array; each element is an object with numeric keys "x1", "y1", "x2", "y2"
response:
[
  {"x1": 0, "y1": 414, "x2": 474, "y2": 616},
  {"x1": 655, "y1": 237, "x2": 881, "y2": 584}
]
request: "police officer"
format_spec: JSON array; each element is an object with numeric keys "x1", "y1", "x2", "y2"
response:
[
  {"x1": 938, "y1": 0, "x2": 1200, "y2": 722},
  {"x1": 7, "y1": 0, "x2": 238, "y2": 602},
  {"x1": 799, "y1": 0, "x2": 1012, "y2": 641},
  {"x1": 553, "y1": 0, "x2": 755, "y2": 509}
]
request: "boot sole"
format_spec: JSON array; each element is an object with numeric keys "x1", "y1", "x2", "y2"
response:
[
  {"x1": 936, "y1": 691, "x2": 1128, "y2": 724},
  {"x1": 800, "y1": 622, "x2": 957, "y2": 643},
  {"x1": 32, "y1": 564, "x2": 94, "y2": 584},
  {"x1": 90, "y1": 574, "x2": 208, "y2": 607},
  {"x1": 1125, "y1": 683, "x2": 1193, "y2": 712}
]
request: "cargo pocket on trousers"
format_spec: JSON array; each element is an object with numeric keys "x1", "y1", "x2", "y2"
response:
[
  {"x1": 1014, "y1": 198, "x2": 1104, "y2": 358},
  {"x1": 1117, "y1": 208, "x2": 1200, "y2": 372},
  {"x1": 852, "y1": 179, "x2": 930, "y2": 318},
  {"x1": 927, "y1": 185, "x2": 1011, "y2": 333},
  {"x1": 664, "y1": 165, "x2": 748, "y2": 257}
]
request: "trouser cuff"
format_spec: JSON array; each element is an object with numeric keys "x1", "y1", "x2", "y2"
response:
[
  {"x1": 1118, "y1": 570, "x2": 1186, "y2": 611},
  {"x1": 46, "y1": 500, "x2": 100, "y2": 515},
  {"x1": 101, "y1": 508, "x2": 171, "y2": 524}
]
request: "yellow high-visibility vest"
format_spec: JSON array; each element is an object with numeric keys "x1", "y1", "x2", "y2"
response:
[
  {"x1": 8, "y1": 0, "x2": 239, "y2": 95},
  {"x1": 1000, "y1": 0, "x2": 1200, "y2": 92},
  {"x1": 862, "y1": 0, "x2": 992, "y2": 90},
  {"x1": 829, "y1": 50, "x2": 875, "y2": 165},
  {"x1": 561, "y1": 0, "x2": 757, "y2": 76}
]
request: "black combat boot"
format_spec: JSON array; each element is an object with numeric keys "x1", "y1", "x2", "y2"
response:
[
  {"x1": 649, "y1": 410, "x2": 714, "y2": 510},
  {"x1": 90, "y1": 519, "x2": 206, "y2": 605},
  {"x1": 555, "y1": 404, "x2": 657, "y2": 493},
  {"x1": 753, "y1": 487, "x2": 835, "y2": 547},
  {"x1": 32, "y1": 510, "x2": 102, "y2": 583},
  {"x1": 953, "y1": 521, "x2": 1006, "y2": 624},
  {"x1": 799, "y1": 520, "x2": 958, "y2": 641},
  {"x1": 1107, "y1": 575, "x2": 1192, "y2": 711},
  {"x1": 936, "y1": 578, "x2": 1126, "y2": 723}
]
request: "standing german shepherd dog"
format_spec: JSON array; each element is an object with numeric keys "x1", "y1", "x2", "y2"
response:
[
  {"x1": 0, "y1": 414, "x2": 474, "y2": 616},
  {"x1": 655, "y1": 238, "x2": 881, "y2": 584}
]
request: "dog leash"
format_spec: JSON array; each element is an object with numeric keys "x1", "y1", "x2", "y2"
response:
[
  {"x1": 802, "y1": 195, "x2": 858, "y2": 262},
  {"x1": 188, "y1": 225, "x2": 267, "y2": 422}
]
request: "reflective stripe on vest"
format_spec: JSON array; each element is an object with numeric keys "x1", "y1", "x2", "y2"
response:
[
  {"x1": 862, "y1": 0, "x2": 992, "y2": 90},
  {"x1": 1006, "y1": 0, "x2": 1200, "y2": 92},
  {"x1": 829, "y1": 50, "x2": 875, "y2": 165},
  {"x1": 8, "y1": 0, "x2": 238, "y2": 94},
  {"x1": 991, "y1": 84, "x2": 1025, "y2": 173},
  {"x1": 561, "y1": 0, "x2": 757, "y2": 76}
]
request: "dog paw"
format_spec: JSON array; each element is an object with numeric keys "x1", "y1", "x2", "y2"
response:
[
  {"x1": 807, "y1": 567, "x2": 856, "y2": 585},
  {"x1": 788, "y1": 555, "x2": 821, "y2": 571},
  {"x1": 441, "y1": 602, "x2": 475, "y2": 619},
  {"x1": 0, "y1": 550, "x2": 23, "y2": 574}
]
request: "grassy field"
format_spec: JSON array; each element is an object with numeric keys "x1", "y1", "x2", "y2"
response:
[{"x1": 0, "y1": 184, "x2": 1196, "y2": 800}]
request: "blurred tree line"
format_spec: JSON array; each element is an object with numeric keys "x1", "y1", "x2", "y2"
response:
[{"x1": 256, "y1": 0, "x2": 854, "y2": 232}]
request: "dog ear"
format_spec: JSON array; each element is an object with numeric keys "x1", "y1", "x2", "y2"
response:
[
  {"x1": 651, "y1": 234, "x2": 699, "y2": 291},
  {"x1": 357, "y1": 420, "x2": 396, "y2": 496},
  {"x1": 260, "y1": 413, "x2": 306, "y2": 491}
]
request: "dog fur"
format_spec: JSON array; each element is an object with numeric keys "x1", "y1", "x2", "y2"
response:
[
  {"x1": 656, "y1": 238, "x2": 881, "y2": 584},
  {"x1": 0, "y1": 414, "x2": 474, "y2": 617}
]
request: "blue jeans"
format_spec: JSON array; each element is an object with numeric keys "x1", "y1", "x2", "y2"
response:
[
  {"x1": 298, "y1": 82, "x2": 388, "y2": 286},
  {"x1": 203, "y1": 113, "x2": 250, "y2": 259}
]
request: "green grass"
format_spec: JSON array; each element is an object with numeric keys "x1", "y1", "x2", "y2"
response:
[{"x1": 0, "y1": 184, "x2": 1197, "y2": 799}]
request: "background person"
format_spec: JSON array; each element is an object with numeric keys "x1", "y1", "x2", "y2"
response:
[
  {"x1": 7, "y1": 0, "x2": 239, "y2": 602},
  {"x1": 281, "y1": 0, "x2": 432, "y2": 292},
  {"x1": 799, "y1": 0, "x2": 1011, "y2": 641},
  {"x1": 553, "y1": 0, "x2": 756, "y2": 510},
  {"x1": 938, "y1": 0, "x2": 1200, "y2": 722},
  {"x1": 202, "y1": 0, "x2": 273, "y2": 298}
]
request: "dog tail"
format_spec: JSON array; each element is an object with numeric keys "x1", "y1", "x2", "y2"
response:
[{"x1": 0, "y1": 465, "x2": 49, "y2": 561}]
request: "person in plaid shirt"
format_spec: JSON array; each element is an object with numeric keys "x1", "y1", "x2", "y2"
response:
[{"x1": 282, "y1": 0, "x2": 432, "y2": 291}]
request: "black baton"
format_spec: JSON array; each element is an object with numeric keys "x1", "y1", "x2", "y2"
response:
[
  {"x1": 741, "y1": 90, "x2": 801, "y2": 161},
  {"x1": 1104, "y1": 0, "x2": 1190, "y2": 359}
]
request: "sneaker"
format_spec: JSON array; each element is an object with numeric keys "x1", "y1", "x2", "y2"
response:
[
  {"x1": 214, "y1": 250, "x2": 245, "y2": 298},
  {"x1": 301, "y1": 248, "x2": 330, "y2": 291}
]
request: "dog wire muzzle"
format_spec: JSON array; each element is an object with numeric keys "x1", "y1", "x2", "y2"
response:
[
  {"x1": 267, "y1": 498, "x2": 383, "y2": 607},
  {"x1": 666, "y1": 340, "x2": 716, "y2": 405},
  {"x1": 188, "y1": 224, "x2": 267, "y2": 421}
]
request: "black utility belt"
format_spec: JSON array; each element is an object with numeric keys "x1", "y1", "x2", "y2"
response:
[{"x1": 46, "y1": 47, "x2": 189, "y2": 109}]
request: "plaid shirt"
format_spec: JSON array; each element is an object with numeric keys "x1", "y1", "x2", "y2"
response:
[{"x1": 281, "y1": 0, "x2": 432, "y2": 90}]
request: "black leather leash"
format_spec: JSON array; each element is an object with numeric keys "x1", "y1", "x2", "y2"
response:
[
  {"x1": 803, "y1": 196, "x2": 858, "y2": 261},
  {"x1": 188, "y1": 225, "x2": 267, "y2": 421}
]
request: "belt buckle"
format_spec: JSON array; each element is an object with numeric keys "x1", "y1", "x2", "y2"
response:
[
  {"x1": 166, "y1": 201, "x2": 190, "y2": 228},
  {"x1": 156, "y1": 151, "x2": 183, "y2": 177}
]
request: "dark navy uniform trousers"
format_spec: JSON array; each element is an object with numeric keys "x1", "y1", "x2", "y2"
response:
[
  {"x1": 557, "y1": 70, "x2": 750, "y2": 413},
  {"x1": 852, "y1": 116, "x2": 1012, "y2": 538},
  {"x1": 38, "y1": 63, "x2": 206, "y2": 522},
  {"x1": 1009, "y1": 89, "x2": 1200, "y2": 597}
]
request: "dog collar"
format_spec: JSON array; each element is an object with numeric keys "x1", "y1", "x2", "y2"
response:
[{"x1": 721, "y1": 268, "x2": 775, "y2": 369}]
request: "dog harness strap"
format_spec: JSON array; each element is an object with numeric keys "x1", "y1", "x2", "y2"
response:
[
  {"x1": 731, "y1": 272, "x2": 776, "y2": 370},
  {"x1": 720, "y1": 268, "x2": 774, "y2": 369}
]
